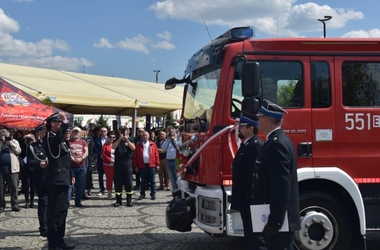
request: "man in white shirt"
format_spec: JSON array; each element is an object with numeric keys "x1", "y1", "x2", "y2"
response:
[{"x1": 161, "y1": 130, "x2": 179, "y2": 190}]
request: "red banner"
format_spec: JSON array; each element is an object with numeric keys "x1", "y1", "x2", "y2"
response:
[{"x1": 0, "y1": 78, "x2": 72, "y2": 130}]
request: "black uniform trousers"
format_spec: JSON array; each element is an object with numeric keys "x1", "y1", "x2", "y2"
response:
[
  {"x1": 35, "y1": 186, "x2": 48, "y2": 234},
  {"x1": 85, "y1": 157, "x2": 93, "y2": 190},
  {"x1": 47, "y1": 185, "x2": 69, "y2": 248},
  {"x1": 240, "y1": 207, "x2": 266, "y2": 250},
  {"x1": 114, "y1": 159, "x2": 133, "y2": 196},
  {"x1": 23, "y1": 168, "x2": 35, "y2": 203}
]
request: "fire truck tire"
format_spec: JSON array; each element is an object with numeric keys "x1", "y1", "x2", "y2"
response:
[{"x1": 294, "y1": 191, "x2": 351, "y2": 250}]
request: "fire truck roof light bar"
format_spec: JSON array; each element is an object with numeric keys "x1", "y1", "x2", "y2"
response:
[{"x1": 216, "y1": 27, "x2": 254, "y2": 41}]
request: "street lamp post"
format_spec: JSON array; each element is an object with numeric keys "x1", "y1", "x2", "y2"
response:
[
  {"x1": 318, "y1": 16, "x2": 332, "y2": 38},
  {"x1": 153, "y1": 70, "x2": 161, "y2": 83}
]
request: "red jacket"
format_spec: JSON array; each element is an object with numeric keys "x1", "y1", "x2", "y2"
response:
[
  {"x1": 101, "y1": 143, "x2": 113, "y2": 165},
  {"x1": 133, "y1": 140, "x2": 160, "y2": 169}
]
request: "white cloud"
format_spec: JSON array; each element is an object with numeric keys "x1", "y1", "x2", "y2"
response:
[
  {"x1": 157, "y1": 31, "x2": 172, "y2": 41},
  {"x1": 0, "y1": 9, "x2": 19, "y2": 33},
  {"x1": 116, "y1": 34, "x2": 150, "y2": 54},
  {"x1": 7, "y1": 56, "x2": 93, "y2": 71},
  {"x1": 0, "y1": 8, "x2": 93, "y2": 71},
  {"x1": 341, "y1": 28, "x2": 380, "y2": 38},
  {"x1": 93, "y1": 38, "x2": 114, "y2": 48},
  {"x1": 151, "y1": 40, "x2": 176, "y2": 50},
  {"x1": 95, "y1": 33, "x2": 176, "y2": 53},
  {"x1": 0, "y1": 33, "x2": 70, "y2": 57},
  {"x1": 148, "y1": 0, "x2": 364, "y2": 37}
]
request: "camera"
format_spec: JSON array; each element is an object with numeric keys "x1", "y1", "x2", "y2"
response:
[{"x1": 5, "y1": 137, "x2": 12, "y2": 141}]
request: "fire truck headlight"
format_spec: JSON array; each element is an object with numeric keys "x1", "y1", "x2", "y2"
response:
[{"x1": 198, "y1": 196, "x2": 221, "y2": 226}]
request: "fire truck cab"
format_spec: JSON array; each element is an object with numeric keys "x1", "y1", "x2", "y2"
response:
[{"x1": 165, "y1": 27, "x2": 380, "y2": 250}]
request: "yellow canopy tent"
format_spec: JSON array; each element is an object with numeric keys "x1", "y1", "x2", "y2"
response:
[{"x1": 0, "y1": 63, "x2": 183, "y2": 116}]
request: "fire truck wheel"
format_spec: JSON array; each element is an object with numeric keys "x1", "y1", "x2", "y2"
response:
[{"x1": 294, "y1": 191, "x2": 351, "y2": 250}]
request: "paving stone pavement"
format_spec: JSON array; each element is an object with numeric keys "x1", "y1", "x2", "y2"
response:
[{"x1": 0, "y1": 175, "x2": 245, "y2": 250}]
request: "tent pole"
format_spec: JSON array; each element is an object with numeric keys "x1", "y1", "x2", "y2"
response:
[{"x1": 132, "y1": 108, "x2": 137, "y2": 137}]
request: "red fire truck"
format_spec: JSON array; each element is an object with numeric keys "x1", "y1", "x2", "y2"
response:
[{"x1": 165, "y1": 26, "x2": 379, "y2": 250}]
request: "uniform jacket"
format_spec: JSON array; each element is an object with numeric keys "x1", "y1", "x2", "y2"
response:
[
  {"x1": 28, "y1": 140, "x2": 48, "y2": 187},
  {"x1": 133, "y1": 140, "x2": 159, "y2": 169},
  {"x1": 230, "y1": 135, "x2": 263, "y2": 211},
  {"x1": 43, "y1": 123, "x2": 72, "y2": 186},
  {"x1": 252, "y1": 128, "x2": 301, "y2": 232},
  {"x1": 0, "y1": 139, "x2": 21, "y2": 173}
]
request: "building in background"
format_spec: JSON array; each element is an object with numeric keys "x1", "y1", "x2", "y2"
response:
[{"x1": 73, "y1": 110, "x2": 181, "y2": 130}]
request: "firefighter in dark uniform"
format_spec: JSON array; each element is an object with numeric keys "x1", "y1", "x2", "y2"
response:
[
  {"x1": 43, "y1": 112, "x2": 75, "y2": 250},
  {"x1": 253, "y1": 100, "x2": 301, "y2": 250},
  {"x1": 28, "y1": 123, "x2": 48, "y2": 237},
  {"x1": 82, "y1": 125, "x2": 94, "y2": 198},
  {"x1": 230, "y1": 112, "x2": 265, "y2": 250},
  {"x1": 112, "y1": 126, "x2": 135, "y2": 207}
]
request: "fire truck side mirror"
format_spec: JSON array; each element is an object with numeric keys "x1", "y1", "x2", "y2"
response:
[
  {"x1": 242, "y1": 61, "x2": 260, "y2": 97},
  {"x1": 242, "y1": 97, "x2": 260, "y2": 114},
  {"x1": 165, "y1": 77, "x2": 177, "y2": 90}
]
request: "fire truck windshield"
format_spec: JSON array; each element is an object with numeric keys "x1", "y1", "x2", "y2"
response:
[{"x1": 183, "y1": 68, "x2": 221, "y2": 122}]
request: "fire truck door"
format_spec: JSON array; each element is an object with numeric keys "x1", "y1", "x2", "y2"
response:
[
  {"x1": 310, "y1": 58, "x2": 337, "y2": 167},
  {"x1": 334, "y1": 57, "x2": 380, "y2": 179}
]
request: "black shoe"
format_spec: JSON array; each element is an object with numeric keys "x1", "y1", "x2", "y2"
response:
[
  {"x1": 138, "y1": 195, "x2": 145, "y2": 200},
  {"x1": 40, "y1": 231, "x2": 48, "y2": 237},
  {"x1": 151, "y1": 196, "x2": 156, "y2": 200},
  {"x1": 24, "y1": 202, "x2": 29, "y2": 209},
  {"x1": 29, "y1": 202, "x2": 35, "y2": 208},
  {"x1": 0, "y1": 207, "x2": 4, "y2": 213},
  {"x1": 74, "y1": 203, "x2": 83, "y2": 207},
  {"x1": 126, "y1": 200, "x2": 133, "y2": 207},
  {"x1": 12, "y1": 207, "x2": 21, "y2": 212},
  {"x1": 59, "y1": 242, "x2": 75, "y2": 249},
  {"x1": 81, "y1": 195, "x2": 91, "y2": 200},
  {"x1": 113, "y1": 202, "x2": 121, "y2": 207}
]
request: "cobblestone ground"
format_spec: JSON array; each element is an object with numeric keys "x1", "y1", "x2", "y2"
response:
[
  {"x1": 0, "y1": 175, "x2": 245, "y2": 250},
  {"x1": 2, "y1": 174, "x2": 380, "y2": 250}
]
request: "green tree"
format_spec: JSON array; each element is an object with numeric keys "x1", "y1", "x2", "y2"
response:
[
  {"x1": 164, "y1": 112, "x2": 177, "y2": 128},
  {"x1": 95, "y1": 115, "x2": 111, "y2": 131},
  {"x1": 277, "y1": 80, "x2": 297, "y2": 107}
]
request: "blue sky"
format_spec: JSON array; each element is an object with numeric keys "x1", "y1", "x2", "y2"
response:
[{"x1": 0, "y1": 0, "x2": 378, "y2": 84}]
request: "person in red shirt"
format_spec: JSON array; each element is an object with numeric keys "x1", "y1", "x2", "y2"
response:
[
  {"x1": 133, "y1": 131, "x2": 159, "y2": 201},
  {"x1": 101, "y1": 131, "x2": 115, "y2": 199}
]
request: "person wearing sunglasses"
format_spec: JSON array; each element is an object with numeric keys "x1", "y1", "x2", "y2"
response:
[{"x1": 101, "y1": 131, "x2": 116, "y2": 200}]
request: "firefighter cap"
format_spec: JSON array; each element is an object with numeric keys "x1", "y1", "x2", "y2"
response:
[
  {"x1": 34, "y1": 123, "x2": 46, "y2": 132},
  {"x1": 45, "y1": 112, "x2": 62, "y2": 123},
  {"x1": 257, "y1": 99, "x2": 288, "y2": 119},
  {"x1": 239, "y1": 111, "x2": 259, "y2": 127}
]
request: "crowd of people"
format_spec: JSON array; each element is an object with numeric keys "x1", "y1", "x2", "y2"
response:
[
  {"x1": 0, "y1": 112, "x2": 180, "y2": 250},
  {"x1": 0, "y1": 99, "x2": 299, "y2": 250}
]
